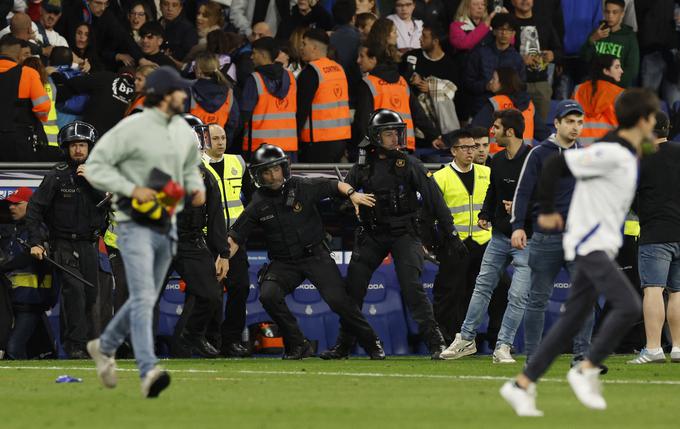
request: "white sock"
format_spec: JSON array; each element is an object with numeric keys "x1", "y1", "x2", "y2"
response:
[{"x1": 646, "y1": 347, "x2": 663, "y2": 354}]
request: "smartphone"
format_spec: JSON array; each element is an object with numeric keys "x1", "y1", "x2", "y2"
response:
[
  {"x1": 493, "y1": 0, "x2": 504, "y2": 13},
  {"x1": 599, "y1": 20, "x2": 609, "y2": 30}
]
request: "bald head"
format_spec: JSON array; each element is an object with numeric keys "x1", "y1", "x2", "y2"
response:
[
  {"x1": 10, "y1": 13, "x2": 33, "y2": 41},
  {"x1": 250, "y1": 22, "x2": 272, "y2": 42}
]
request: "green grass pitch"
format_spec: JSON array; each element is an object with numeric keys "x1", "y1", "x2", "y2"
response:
[{"x1": 1, "y1": 355, "x2": 677, "y2": 429}]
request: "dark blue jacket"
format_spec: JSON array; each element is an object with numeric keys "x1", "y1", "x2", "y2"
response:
[
  {"x1": 464, "y1": 38, "x2": 527, "y2": 115},
  {"x1": 190, "y1": 78, "x2": 240, "y2": 144},
  {"x1": 510, "y1": 135, "x2": 581, "y2": 234}
]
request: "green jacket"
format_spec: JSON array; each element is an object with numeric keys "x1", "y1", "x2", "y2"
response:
[
  {"x1": 84, "y1": 107, "x2": 205, "y2": 223},
  {"x1": 581, "y1": 24, "x2": 639, "y2": 88}
]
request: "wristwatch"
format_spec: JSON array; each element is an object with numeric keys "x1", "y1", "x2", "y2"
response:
[{"x1": 346, "y1": 188, "x2": 356, "y2": 197}]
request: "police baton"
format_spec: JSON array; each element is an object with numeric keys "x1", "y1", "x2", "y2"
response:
[{"x1": 16, "y1": 238, "x2": 95, "y2": 288}]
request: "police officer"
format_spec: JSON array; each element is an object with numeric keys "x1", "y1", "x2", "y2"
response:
[
  {"x1": 321, "y1": 109, "x2": 467, "y2": 360},
  {"x1": 200, "y1": 123, "x2": 251, "y2": 358},
  {"x1": 26, "y1": 121, "x2": 109, "y2": 359},
  {"x1": 166, "y1": 114, "x2": 229, "y2": 358},
  {"x1": 226, "y1": 144, "x2": 386, "y2": 359}
]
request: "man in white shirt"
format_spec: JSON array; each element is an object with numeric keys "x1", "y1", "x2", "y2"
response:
[
  {"x1": 387, "y1": 0, "x2": 422, "y2": 53},
  {"x1": 36, "y1": 0, "x2": 69, "y2": 53},
  {"x1": 500, "y1": 88, "x2": 659, "y2": 417}
]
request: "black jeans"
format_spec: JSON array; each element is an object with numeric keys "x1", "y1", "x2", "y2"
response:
[
  {"x1": 220, "y1": 247, "x2": 250, "y2": 343},
  {"x1": 524, "y1": 251, "x2": 642, "y2": 382},
  {"x1": 258, "y1": 248, "x2": 378, "y2": 349}
]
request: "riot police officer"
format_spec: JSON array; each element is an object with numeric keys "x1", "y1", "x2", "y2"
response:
[
  {"x1": 26, "y1": 121, "x2": 109, "y2": 359},
  {"x1": 320, "y1": 109, "x2": 467, "y2": 360},
  {"x1": 170, "y1": 114, "x2": 230, "y2": 358},
  {"x1": 226, "y1": 144, "x2": 386, "y2": 359}
]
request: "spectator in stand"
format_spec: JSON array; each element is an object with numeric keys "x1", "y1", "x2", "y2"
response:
[
  {"x1": 449, "y1": 0, "x2": 503, "y2": 53},
  {"x1": 183, "y1": 30, "x2": 239, "y2": 82},
  {"x1": 159, "y1": 0, "x2": 198, "y2": 62},
  {"x1": 580, "y1": 0, "x2": 639, "y2": 88},
  {"x1": 277, "y1": 0, "x2": 334, "y2": 41},
  {"x1": 296, "y1": 28, "x2": 351, "y2": 162},
  {"x1": 36, "y1": 0, "x2": 69, "y2": 59},
  {"x1": 251, "y1": 21, "x2": 274, "y2": 42},
  {"x1": 401, "y1": 23, "x2": 459, "y2": 92},
  {"x1": 183, "y1": 1, "x2": 225, "y2": 64},
  {"x1": 229, "y1": 0, "x2": 295, "y2": 39},
  {"x1": 356, "y1": 12, "x2": 378, "y2": 40},
  {"x1": 125, "y1": 63, "x2": 158, "y2": 115},
  {"x1": 572, "y1": 54, "x2": 624, "y2": 144},
  {"x1": 356, "y1": 0, "x2": 377, "y2": 15},
  {"x1": 414, "y1": 0, "x2": 447, "y2": 29},
  {"x1": 637, "y1": 0, "x2": 680, "y2": 107},
  {"x1": 471, "y1": 67, "x2": 547, "y2": 149},
  {"x1": 554, "y1": 0, "x2": 601, "y2": 100},
  {"x1": 126, "y1": 0, "x2": 154, "y2": 44},
  {"x1": 0, "y1": 35, "x2": 50, "y2": 162},
  {"x1": 137, "y1": 21, "x2": 177, "y2": 68},
  {"x1": 387, "y1": 0, "x2": 423, "y2": 53},
  {"x1": 286, "y1": 26, "x2": 307, "y2": 77},
  {"x1": 6, "y1": 12, "x2": 41, "y2": 56},
  {"x1": 367, "y1": 17, "x2": 398, "y2": 55},
  {"x1": 70, "y1": 23, "x2": 103, "y2": 72},
  {"x1": 511, "y1": 0, "x2": 562, "y2": 123},
  {"x1": 464, "y1": 13, "x2": 525, "y2": 117},
  {"x1": 189, "y1": 52, "x2": 239, "y2": 143},
  {"x1": 330, "y1": 0, "x2": 361, "y2": 103}
]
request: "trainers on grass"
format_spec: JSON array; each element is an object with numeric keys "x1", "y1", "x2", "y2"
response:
[
  {"x1": 87, "y1": 339, "x2": 117, "y2": 388},
  {"x1": 627, "y1": 348, "x2": 666, "y2": 364},
  {"x1": 440, "y1": 333, "x2": 476, "y2": 360},
  {"x1": 493, "y1": 344, "x2": 516, "y2": 364},
  {"x1": 567, "y1": 366, "x2": 606, "y2": 410},
  {"x1": 500, "y1": 381, "x2": 543, "y2": 417}
]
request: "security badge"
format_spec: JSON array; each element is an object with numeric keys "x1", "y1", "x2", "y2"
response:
[
  {"x1": 395, "y1": 159, "x2": 406, "y2": 168},
  {"x1": 293, "y1": 201, "x2": 303, "y2": 213}
]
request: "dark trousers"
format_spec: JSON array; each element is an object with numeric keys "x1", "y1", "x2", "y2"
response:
[
  {"x1": 0, "y1": 131, "x2": 38, "y2": 162},
  {"x1": 258, "y1": 249, "x2": 378, "y2": 348},
  {"x1": 107, "y1": 247, "x2": 129, "y2": 313},
  {"x1": 298, "y1": 140, "x2": 346, "y2": 163},
  {"x1": 171, "y1": 240, "x2": 222, "y2": 338},
  {"x1": 345, "y1": 231, "x2": 438, "y2": 336},
  {"x1": 433, "y1": 239, "x2": 486, "y2": 343},
  {"x1": 6, "y1": 310, "x2": 41, "y2": 359},
  {"x1": 220, "y1": 247, "x2": 250, "y2": 343},
  {"x1": 53, "y1": 239, "x2": 99, "y2": 354},
  {"x1": 524, "y1": 251, "x2": 642, "y2": 382}
]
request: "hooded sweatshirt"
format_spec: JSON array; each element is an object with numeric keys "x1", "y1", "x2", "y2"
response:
[
  {"x1": 510, "y1": 135, "x2": 580, "y2": 235},
  {"x1": 239, "y1": 62, "x2": 292, "y2": 123},
  {"x1": 573, "y1": 78, "x2": 624, "y2": 130},
  {"x1": 191, "y1": 78, "x2": 240, "y2": 144},
  {"x1": 581, "y1": 24, "x2": 640, "y2": 88}
]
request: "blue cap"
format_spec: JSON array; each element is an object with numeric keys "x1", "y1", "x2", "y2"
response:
[
  {"x1": 554, "y1": 99, "x2": 584, "y2": 119},
  {"x1": 144, "y1": 66, "x2": 192, "y2": 95}
]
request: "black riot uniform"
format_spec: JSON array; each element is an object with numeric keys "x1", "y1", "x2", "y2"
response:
[
  {"x1": 321, "y1": 110, "x2": 467, "y2": 360},
  {"x1": 26, "y1": 121, "x2": 109, "y2": 358},
  {"x1": 229, "y1": 144, "x2": 385, "y2": 359}
]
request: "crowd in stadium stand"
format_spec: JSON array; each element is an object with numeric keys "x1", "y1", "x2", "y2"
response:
[{"x1": 2, "y1": 0, "x2": 680, "y2": 366}]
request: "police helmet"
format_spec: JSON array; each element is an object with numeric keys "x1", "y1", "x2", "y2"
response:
[
  {"x1": 58, "y1": 121, "x2": 97, "y2": 153},
  {"x1": 180, "y1": 113, "x2": 210, "y2": 150},
  {"x1": 249, "y1": 144, "x2": 291, "y2": 189},
  {"x1": 367, "y1": 109, "x2": 407, "y2": 150}
]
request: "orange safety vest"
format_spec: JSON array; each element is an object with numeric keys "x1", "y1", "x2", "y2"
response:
[
  {"x1": 243, "y1": 70, "x2": 298, "y2": 153},
  {"x1": 488, "y1": 94, "x2": 535, "y2": 154},
  {"x1": 125, "y1": 95, "x2": 145, "y2": 116},
  {"x1": 190, "y1": 87, "x2": 234, "y2": 127},
  {"x1": 300, "y1": 57, "x2": 351, "y2": 143},
  {"x1": 363, "y1": 74, "x2": 416, "y2": 151},
  {"x1": 572, "y1": 80, "x2": 623, "y2": 145}
]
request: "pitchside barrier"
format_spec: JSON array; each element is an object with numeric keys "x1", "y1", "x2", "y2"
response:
[{"x1": 0, "y1": 163, "x2": 576, "y2": 357}]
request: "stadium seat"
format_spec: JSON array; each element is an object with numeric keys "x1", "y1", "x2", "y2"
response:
[
  {"x1": 157, "y1": 278, "x2": 184, "y2": 337},
  {"x1": 46, "y1": 300, "x2": 66, "y2": 359},
  {"x1": 286, "y1": 282, "x2": 340, "y2": 353}
]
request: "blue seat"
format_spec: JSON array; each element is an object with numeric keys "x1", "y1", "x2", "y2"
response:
[
  {"x1": 157, "y1": 278, "x2": 184, "y2": 337},
  {"x1": 46, "y1": 300, "x2": 66, "y2": 358},
  {"x1": 244, "y1": 265, "x2": 272, "y2": 327},
  {"x1": 286, "y1": 282, "x2": 339, "y2": 352}
]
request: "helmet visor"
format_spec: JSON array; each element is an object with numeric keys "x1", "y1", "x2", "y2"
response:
[
  {"x1": 375, "y1": 124, "x2": 407, "y2": 150},
  {"x1": 192, "y1": 124, "x2": 211, "y2": 151},
  {"x1": 250, "y1": 158, "x2": 290, "y2": 189}
]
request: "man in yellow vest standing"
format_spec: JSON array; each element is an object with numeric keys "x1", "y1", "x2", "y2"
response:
[
  {"x1": 201, "y1": 123, "x2": 251, "y2": 357},
  {"x1": 296, "y1": 28, "x2": 352, "y2": 163},
  {"x1": 432, "y1": 129, "x2": 491, "y2": 345}
]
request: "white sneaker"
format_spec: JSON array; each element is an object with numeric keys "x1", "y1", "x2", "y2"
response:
[
  {"x1": 670, "y1": 347, "x2": 680, "y2": 363},
  {"x1": 500, "y1": 381, "x2": 544, "y2": 417},
  {"x1": 440, "y1": 333, "x2": 477, "y2": 360},
  {"x1": 493, "y1": 344, "x2": 516, "y2": 364},
  {"x1": 141, "y1": 366, "x2": 171, "y2": 398},
  {"x1": 86, "y1": 339, "x2": 117, "y2": 388},
  {"x1": 567, "y1": 366, "x2": 607, "y2": 410},
  {"x1": 627, "y1": 348, "x2": 666, "y2": 364}
]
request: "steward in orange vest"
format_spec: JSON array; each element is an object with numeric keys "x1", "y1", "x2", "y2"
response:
[
  {"x1": 296, "y1": 29, "x2": 351, "y2": 162},
  {"x1": 572, "y1": 79, "x2": 623, "y2": 145},
  {"x1": 240, "y1": 37, "x2": 298, "y2": 156}
]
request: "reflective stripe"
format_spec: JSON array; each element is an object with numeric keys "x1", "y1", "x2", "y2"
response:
[
  {"x1": 10, "y1": 273, "x2": 52, "y2": 288},
  {"x1": 226, "y1": 200, "x2": 244, "y2": 209},
  {"x1": 251, "y1": 112, "x2": 296, "y2": 121},
  {"x1": 252, "y1": 72, "x2": 264, "y2": 94},
  {"x1": 449, "y1": 206, "x2": 468, "y2": 214},
  {"x1": 251, "y1": 129, "x2": 298, "y2": 138},
  {"x1": 35, "y1": 111, "x2": 48, "y2": 118},
  {"x1": 308, "y1": 118, "x2": 352, "y2": 129},
  {"x1": 454, "y1": 224, "x2": 484, "y2": 232},
  {"x1": 584, "y1": 122, "x2": 616, "y2": 130},
  {"x1": 311, "y1": 100, "x2": 350, "y2": 110},
  {"x1": 33, "y1": 95, "x2": 49, "y2": 106},
  {"x1": 44, "y1": 119, "x2": 58, "y2": 126}
]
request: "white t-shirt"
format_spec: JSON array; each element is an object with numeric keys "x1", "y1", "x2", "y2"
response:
[
  {"x1": 387, "y1": 14, "x2": 423, "y2": 51},
  {"x1": 562, "y1": 142, "x2": 638, "y2": 261}
]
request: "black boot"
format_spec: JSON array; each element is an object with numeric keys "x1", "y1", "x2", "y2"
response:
[
  {"x1": 364, "y1": 339, "x2": 386, "y2": 360},
  {"x1": 222, "y1": 342, "x2": 252, "y2": 358},
  {"x1": 426, "y1": 327, "x2": 447, "y2": 360},
  {"x1": 319, "y1": 332, "x2": 355, "y2": 360},
  {"x1": 282, "y1": 339, "x2": 315, "y2": 360},
  {"x1": 181, "y1": 334, "x2": 220, "y2": 358}
]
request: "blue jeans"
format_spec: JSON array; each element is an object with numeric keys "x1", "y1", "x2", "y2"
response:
[
  {"x1": 7, "y1": 311, "x2": 41, "y2": 359},
  {"x1": 523, "y1": 232, "x2": 594, "y2": 358},
  {"x1": 99, "y1": 222, "x2": 175, "y2": 378},
  {"x1": 641, "y1": 52, "x2": 680, "y2": 108},
  {"x1": 460, "y1": 231, "x2": 531, "y2": 349}
]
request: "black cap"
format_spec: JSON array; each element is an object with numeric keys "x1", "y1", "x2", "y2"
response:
[
  {"x1": 144, "y1": 66, "x2": 192, "y2": 95},
  {"x1": 654, "y1": 111, "x2": 670, "y2": 139},
  {"x1": 303, "y1": 28, "x2": 330, "y2": 46},
  {"x1": 139, "y1": 21, "x2": 165, "y2": 39},
  {"x1": 42, "y1": 0, "x2": 62, "y2": 13},
  {"x1": 252, "y1": 36, "x2": 279, "y2": 61}
]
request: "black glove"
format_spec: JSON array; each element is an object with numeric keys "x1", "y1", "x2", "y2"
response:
[{"x1": 446, "y1": 232, "x2": 469, "y2": 259}]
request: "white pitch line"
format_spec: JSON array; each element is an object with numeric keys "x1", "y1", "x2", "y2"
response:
[
  {"x1": 0, "y1": 366, "x2": 218, "y2": 374},
  {"x1": 236, "y1": 370, "x2": 680, "y2": 386}
]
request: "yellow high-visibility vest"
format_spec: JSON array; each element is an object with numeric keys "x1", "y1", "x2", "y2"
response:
[
  {"x1": 433, "y1": 163, "x2": 492, "y2": 244},
  {"x1": 624, "y1": 211, "x2": 640, "y2": 238},
  {"x1": 43, "y1": 79, "x2": 59, "y2": 147},
  {"x1": 202, "y1": 154, "x2": 245, "y2": 228}
]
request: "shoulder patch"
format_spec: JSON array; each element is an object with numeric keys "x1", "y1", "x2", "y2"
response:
[
  {"x1": 426, "y1": 171, "x2": 433, "y2": 178},
  {"x1": 395, "y1": 159, "x2": 406, "y2": 168},
  {"x1": 55, "y1": 162, "x2": 69, "y2": 171}
]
